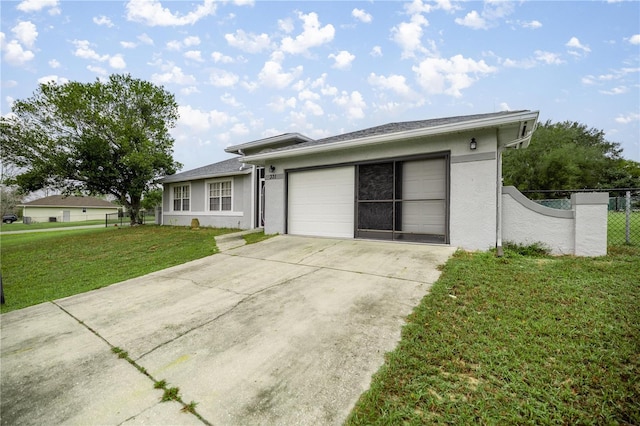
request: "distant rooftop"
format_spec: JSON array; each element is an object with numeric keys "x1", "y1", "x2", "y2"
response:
[{"x1": 20, "y1": 195, "x2": 117, "y2": 208}]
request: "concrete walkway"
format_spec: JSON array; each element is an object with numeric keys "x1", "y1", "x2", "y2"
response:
[{"x1": 0, "y1": 236, "x2": 455, "y2": 425}]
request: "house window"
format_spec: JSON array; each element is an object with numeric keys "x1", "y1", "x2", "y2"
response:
[
  {"x1": 173, "y1": 184, "x2": 190, "y2": 211},
  {"x1": 208, "y1": 180, "x2": 232, "y2": 211}
]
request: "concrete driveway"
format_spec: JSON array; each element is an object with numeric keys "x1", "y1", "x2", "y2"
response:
[{"x1": 1, "y1": 235, "x2": 455, "y2": 425}]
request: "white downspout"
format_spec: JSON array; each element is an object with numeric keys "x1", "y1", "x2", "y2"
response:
[{"x1": 496, "y1": 145, "x2": 504, "y2": 257}]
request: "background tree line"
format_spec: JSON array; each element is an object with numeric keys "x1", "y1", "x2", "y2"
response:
[{"x1": 503, "y1": 120, "x2": 640, "y2": 197}]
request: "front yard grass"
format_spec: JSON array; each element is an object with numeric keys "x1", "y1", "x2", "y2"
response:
[
  {"x1": 346, "y1": 244, "x2": 640, "y2": 425},
  {"x1": 0, "y1": 225, "x2": 237, "y2": 313}
]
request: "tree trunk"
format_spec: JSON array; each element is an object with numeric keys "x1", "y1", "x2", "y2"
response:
[{"x1": 128, "y1": 195, "x2": 142, "y2": 225}]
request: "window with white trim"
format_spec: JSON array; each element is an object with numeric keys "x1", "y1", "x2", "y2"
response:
[
  {"x1": 208, "y1": 180, "x2": 232, "y2": 211},
  {"x1": 173, "y1": 184, "x2": 190, "y2": 211}
]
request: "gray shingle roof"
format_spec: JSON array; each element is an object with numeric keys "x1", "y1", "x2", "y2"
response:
[
  {"x1": 20, "y1": 195, "x2": 117, "y2": 208},
  {"x1": 262, "y1": 111, "x2": 528, "y2": 154},
  {"x1": 160, "y1": 157, "x2": 250, "y2": 183}
]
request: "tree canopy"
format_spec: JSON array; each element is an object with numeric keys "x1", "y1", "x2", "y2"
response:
[
  {"x1": 503, "y1": 120, "x2": 640, "y2": 196},
  {"x1": 0, "y1": 74, "x2": 181, "y2": 224}
]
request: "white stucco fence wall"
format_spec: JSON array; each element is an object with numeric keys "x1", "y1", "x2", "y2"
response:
[{"x1": 502, "y1": 186, "x2": 608, "y2": 256}]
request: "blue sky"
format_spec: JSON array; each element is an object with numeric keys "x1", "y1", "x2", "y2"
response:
[{"x1": 1, "y1": 0, "x2": 639, "y2": 172}]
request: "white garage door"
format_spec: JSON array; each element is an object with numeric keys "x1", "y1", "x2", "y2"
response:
[{"x1": 288, "y1": 166, "x2": 355, "y2": 238}]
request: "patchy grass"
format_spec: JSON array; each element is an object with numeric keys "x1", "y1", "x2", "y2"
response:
[
  {"x1": 0, "y1": 226, "x2": 237, "y2": 313},
  {"x1": 243, "y1": 230, "x2": 277, "y2": 245},
  {"x1": 347, "y1": 245, "x2": 640, "y2": 425}
]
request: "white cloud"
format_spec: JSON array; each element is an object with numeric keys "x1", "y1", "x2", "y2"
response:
[
  {"x1": 87, "y1": 65, "x2": 107, "y2": 76},
  {"x1": 138, "y1": 33, "x2": 154, "y2": 45},
  {"x1": 370, "y1": 46, "x2": 382, "y2": 57},
  {"x1": 183, "y1": 36, "x2": 200, "y2": 47},
  {"x1": 298, "y1": 89, "x2": 320, "y2": 101},
  {"x1": 368, "y1": 73, "x2": 417, "y2": 99},
  {"x1": 333, "y1": 90, "x2": 366, "y2": 120},
  {"x1": 72, "y1": 40, "x2": 108, "y2": 61},
  {"x1": 352, "y1": 8, "x2": 372, "y2": 23},
  {"x1": 566, "y1": 37, "x2": 591, "y2": 56},
  {"x1": 499, "y1": 102, "x2": 511, "y2": 111},
  {"x1": 303, "y1": 100, "x2": 324, "y2": 116},
  {"x1": 278, "y1": 18, "x2": 294, "y2": 33},
  {"x1": 615, "y1": 112, "x2": 640, "y2": 124},
  {"x1": 166, "y1": 40, "x2": 182, "y2": 51},
  {"x1": 16, "y1": 0, "x2": 59, "y2": 14},
  {"x1": 522, "y1": 20, "x2": 542, "y2": 29},
  {"x1": 121, "y1": 41, "x2": 137, "y2": 49},
  {"x1": 455, "y1": 11, "x2": 487, "y2": 30},
  {"x1": 391, "y1": 14, "x2": 429, "y2": 58},
  {"x1": 230, "y1": 123, "x2": 250, "y2": 135},
  {"x1": 125, "y1": 0, "x2": 217, "y2": 26},
  {"x1": 177, "y1": 105, "x2": 210, "y2": 132},
  {"x1": 280, "y1": 12, "x2": 335, "y2": 55},
  {"x1": 220, "y1": 93, "x2": 241, "y2": 107},
  {"x1": 258, "y1": 52, "x2": 303, "y2": 89},
  {"x1": 413, "y1": 55, "x2": 497, "y2": 97},
  {"x1": 180, "y1": 86, "x2": 199, "y2": 95},
  {"x1": 48, "y1": 59, "x2": 60, "y2": 68},
  {"x1": 184, "y1": 50, "x2": 203, "y2": 62},
  {"x1": 93, "y1": 16, "x2": 114, "y2": 27},
  {"x1": 628, "y1": 34, "x2": 640, "y2": 45},
  {"x1": 2, "y1": 40, "x2": 35, "y2": 66},
  {"x1": 225, "y1": 29, "x2": 271, "y2": 53},
  {"x1": 328, "y1": 50, "x2": 355, "y2": 70},
  {"x1": 209, "y1": 69, "x2": 239, "y2": 87},
  {"x1": 600, "y1": 86, "x2": 628, "y2": 95},
  {"x1": 534, "y1": 50, "x2": 564, "y2": 65},
  {"x1": 502, "y1": 57, "x2": 537, "y2": 69},
  {"x1": 167, "y1": 35, "x2": 200, "y2": 51},
  {"x1": 268, "y1": 96, "x2": 297, "y2": 112},
  {"x1": 151, "y1": 65, "x2": 196, "y2": 85},
  {"x1": 37, "y1": 75, "x2": 68, "y2": 85},
  {"x1": 12, "y1": 21, "x2": 38, "y2": 48},
  {"x1": 109, "y1": 54, "x2": 126, "y2": 69},
  {"x1": 211, "y1": 51, "x2": 234, "y2": 63}
]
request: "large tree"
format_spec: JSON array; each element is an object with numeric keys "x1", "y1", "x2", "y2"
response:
[
  {"x1": 503, "y1": 120, "x2": 640, "y2": 197},
  {"x1": 0, "y1": 74, "x2": 181, "y2": 224}
]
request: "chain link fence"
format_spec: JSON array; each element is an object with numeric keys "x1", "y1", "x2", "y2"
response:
[
  {"x1": 105, "y1": 210, "x2": 155, "y2": 227},
  {"x1": 521, "y1": 188, "x2": 639, "y2": 247}
]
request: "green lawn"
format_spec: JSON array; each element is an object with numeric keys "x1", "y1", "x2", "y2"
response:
[
  {"x1": 0, "y1": 219, "x2": 106, "y2": 232},
  {"x1": 346, "y1": 244, "x2": 640, "y2": 425},
  {"x1": 0, "y1": 226, "x2": 238, "y2": 313}
]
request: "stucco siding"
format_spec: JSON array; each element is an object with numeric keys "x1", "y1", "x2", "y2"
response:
[
  {"x1": 449, "y1": 158, "x2": 498, "y2": 251},
  {"x1": 502, "y1": 187, "x2": 575, "y2": 255},
  {"x1": 22, "y1": 206, "x2": 119, "y2": 223},
  {"x1": 162, "y1": 174, "x2": 252, "y2": 229}
]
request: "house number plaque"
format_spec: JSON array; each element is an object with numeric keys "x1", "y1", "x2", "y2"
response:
[{"x1": 266, "y1": 173, "x2": 284, "y2": 180}]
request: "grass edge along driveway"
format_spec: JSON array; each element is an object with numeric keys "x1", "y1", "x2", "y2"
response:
[
  {"x1": 346, "y1": 244, "x2": 640, "y2": 425},
  {"x1": 0, "y1": 226, "x2": 241, "y2": 313}
]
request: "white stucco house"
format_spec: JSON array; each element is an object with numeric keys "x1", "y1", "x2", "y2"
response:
[{"x1": 162, "y1": 110, "x2": 550, "y2": 252}]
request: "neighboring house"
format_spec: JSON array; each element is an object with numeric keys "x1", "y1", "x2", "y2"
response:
[
  {"x1": 20, "y1": 195, "x2": 120, "y2": 223},
  {"x1": 160, "y1": 110, "x2": 541, "y2": 252}
]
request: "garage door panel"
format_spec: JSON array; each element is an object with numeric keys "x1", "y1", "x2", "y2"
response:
[{"x1": 288, "y1": 167, "x2": 355, "y2": 238}]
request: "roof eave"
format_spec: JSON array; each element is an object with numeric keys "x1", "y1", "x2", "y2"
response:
[
  {"x1": 160, "y1": 168, "x2": 252, "y2": 184},
  {"x1": 225, "y1": 133, "x2": 314, "y2": 155},
  {"x1": 243, "y1": 111, "x2": 540, "y2": 163}
]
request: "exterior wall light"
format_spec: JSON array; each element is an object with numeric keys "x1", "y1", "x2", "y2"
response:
[
  {"x1": 470, "y1": 137, "x2": 477, "y2": 150},
  {"x1": 269, "y1": 165, "x2": 276, "y2": 173}
]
